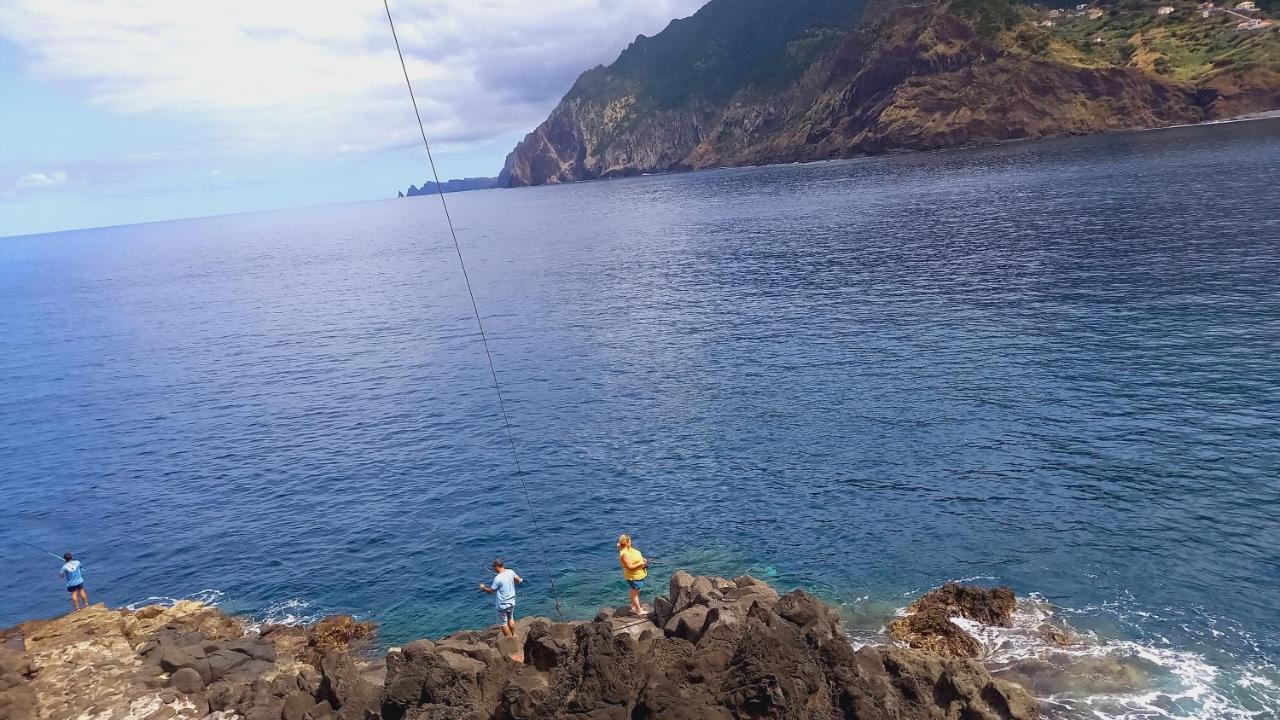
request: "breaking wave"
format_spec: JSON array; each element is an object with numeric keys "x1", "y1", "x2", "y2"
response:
[
  {"x1": 125, "y1": 588, "x2": 224, "y2": 610},
  {"x1": 951, "y1": 595, "x2": 1279, "y2": 720}
]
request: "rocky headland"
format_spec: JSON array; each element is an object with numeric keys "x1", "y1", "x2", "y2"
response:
[
  {"x1": 498, "y1": 0, "x2": 1280, "y2": 187},
  {"x1": 0, "y1": 572, "x2": 1042, "y2": 720}
]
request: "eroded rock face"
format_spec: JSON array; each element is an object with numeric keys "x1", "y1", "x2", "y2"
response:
[
  {"x1": 501, "y1": 0, "x2": 1278, "y2": 187},
  {"x1": 382, "y1": 573, "x2": 1038, "y2": 720},
  {"x1": 2, "y1": 575, "x2": 1040, "y2": 720},
  {"x1": 0, "y1": 603, "x2": 381, "y2": 720}
]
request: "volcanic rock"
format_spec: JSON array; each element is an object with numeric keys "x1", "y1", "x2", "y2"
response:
[
  {"x1": 381, "y1": 572, "x2": 1037, "y2": 720},
  {"x1": 887, "y1": 582, "x2": 1018, "y2": 658}
]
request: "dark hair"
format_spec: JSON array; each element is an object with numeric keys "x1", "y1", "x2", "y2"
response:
[
  {"x1": 64, "y1": 553, "x2": 73, "y2": 561},
  {"x1": 492, "y1": 557, "x2": 504, "y2": 568}
]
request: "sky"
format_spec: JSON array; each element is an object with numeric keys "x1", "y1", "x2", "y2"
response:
[{"x1": 0, "y1": 0, "x2": 708, "y2": 238}]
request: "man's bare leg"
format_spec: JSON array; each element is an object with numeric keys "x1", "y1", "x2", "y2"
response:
[
  {"x1": 77, "y1": 588, "x2": 89, "y2": 609},
  {"x1": 69, "y1": 593, "x2": 78, "y2": 612}
]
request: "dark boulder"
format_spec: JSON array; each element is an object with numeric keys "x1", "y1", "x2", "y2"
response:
[
  {"x1": 169, "y1": 667, "x2": 206, "y2": 693},
  {"x1": 319, "y1": 650, "x2": 382, "y2": 720},
  {"x1": 907, "y1": 583, "x2": 1017, "y2": 627},
  {"x1": 887, "y1": 607, "x2": 984, "y2": 658}
]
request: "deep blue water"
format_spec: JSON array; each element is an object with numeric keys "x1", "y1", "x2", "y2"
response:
[{"x1": 2, "y1": 119, "x2": 1279, "y2": 718}]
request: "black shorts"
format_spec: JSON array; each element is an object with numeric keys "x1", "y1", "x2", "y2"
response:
[{"x1": 67, "y1": 584, "x2": 84, "y2": 593}]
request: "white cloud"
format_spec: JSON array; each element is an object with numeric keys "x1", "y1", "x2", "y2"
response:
[
  {"x1": 0, "y1": 0, "x2": 708, "y2": 168},
  {"x1": 14, "y1": 171, "x2": 68, "y2": 189}
]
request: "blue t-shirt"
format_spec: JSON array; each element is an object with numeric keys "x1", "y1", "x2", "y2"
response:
[
  {"x1": 491, "y1": 569, "x2": 517, "y2": 609},
  {"x1": 61, "y1": 560, "x2": 84, "y2": 588}
]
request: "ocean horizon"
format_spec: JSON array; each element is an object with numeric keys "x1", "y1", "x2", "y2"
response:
[{"x1": 3, "y1": 118, "x2": 1278, "y2": 719}]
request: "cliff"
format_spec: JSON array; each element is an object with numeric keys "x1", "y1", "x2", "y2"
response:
[
  {"x1": 0, "y1": 573, "x2": 1040, "y2": 720},
  {"x1": 501, "y1": 0, "x2": 1280, "y2": 186},
  {"x1": 403, "y1": 177, "x2": 498, "y2": 198}
]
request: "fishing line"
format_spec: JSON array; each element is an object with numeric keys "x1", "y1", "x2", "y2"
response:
[
  {"x1": 3, "y1": 534, "x2": 65, "y2": 561},
  {"x1": 381, "y1": 0, "x2": 564, "y2": 621},
  {"x1": 408, "y1": 516, "x2": 492, "y2": 575}
]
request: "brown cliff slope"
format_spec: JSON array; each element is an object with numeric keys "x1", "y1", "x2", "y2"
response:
[{"x1": 501, "y1": 0, "x2": 1279, "y2": 186}]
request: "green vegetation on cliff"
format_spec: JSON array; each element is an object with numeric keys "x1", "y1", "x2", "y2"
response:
[
  {"x1": 573, "y1": 0, "x2": 865, "y2": 108},
  {"x1": 501, "y1": 0, "x2": 1279, "y2": 187}
]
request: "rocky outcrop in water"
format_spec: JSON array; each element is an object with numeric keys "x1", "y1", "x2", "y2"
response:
[
  {"x1": 500, "y1": 0, "x2": 1280, "y2": 186},
  {"x1": 403, "y1": 178, "x2": 498, "y2": 198},
  {"x1": 886, "y1": 583, "x2": 1017, "y2": 658},
  {"x1": 0, "y1": 574, "x2": 1039, "y2": 720}
]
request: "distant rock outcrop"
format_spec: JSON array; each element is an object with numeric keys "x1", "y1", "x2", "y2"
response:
[{"x1": 402, "y1": 177, "x2": 499, "y2": 198}]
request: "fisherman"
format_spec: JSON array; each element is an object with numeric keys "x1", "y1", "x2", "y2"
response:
[
  {"x1": 479, "y1": 557, "x2": 522, "y2": 637},
  {"x1": 617, "y1": 534, "x2": 649, "y2": 616},
  {"x1": 60, "y1": 552, "x2": 89, "y2": 611}
]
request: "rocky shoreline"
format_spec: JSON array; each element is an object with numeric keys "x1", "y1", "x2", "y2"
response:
[{"x1": 0, "y1": 572, "x2": 1039, "y2": 720}]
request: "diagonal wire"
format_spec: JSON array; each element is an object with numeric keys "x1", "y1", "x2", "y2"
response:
[{"x1": 381, "y1": 0, "x2": 565, "y2": 621}]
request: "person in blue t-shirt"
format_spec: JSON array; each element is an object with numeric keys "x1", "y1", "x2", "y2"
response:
[
  {"x1": 60, "y1": 552, "x2": 89, "y2": 611},
  {"x1": 478, "y1": 557, "x2": 522, "y2": 636}
]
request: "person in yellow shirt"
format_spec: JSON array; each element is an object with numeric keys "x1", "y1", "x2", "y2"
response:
[{"x1": 617, "y1": 534, "x2": 649, "y2": 616}]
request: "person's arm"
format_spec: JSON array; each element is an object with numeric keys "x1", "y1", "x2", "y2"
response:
[
  {"x1": 478, "y1": 583, "x2": 495, "y2": 593},
  {"x1": 621, "y1": 554, "x2": 644, "y2": 571},
  {"x1": 513, "y1": 573, "x2": 523, "y2": 584}
]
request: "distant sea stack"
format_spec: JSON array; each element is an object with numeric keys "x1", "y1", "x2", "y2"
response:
[
  {"x1": 500, "y1": 0, "x2": 1280, "y2": 186},
  {"x1": 402, "y1": 176, "x2": 498, "y2": 197}
]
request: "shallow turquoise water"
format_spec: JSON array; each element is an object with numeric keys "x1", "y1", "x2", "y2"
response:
[{"x1": 2, "y1": 120, "x2": 1278, "y2": 718}]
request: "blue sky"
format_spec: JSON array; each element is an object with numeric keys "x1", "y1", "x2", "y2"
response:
[{"x1": 0, "y1": 1, "x2": 706, "y2": 238}]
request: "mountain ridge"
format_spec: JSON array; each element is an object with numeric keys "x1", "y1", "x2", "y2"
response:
[{"x1": 499, "y1": 0, "x2": 1279, "y2": 187}]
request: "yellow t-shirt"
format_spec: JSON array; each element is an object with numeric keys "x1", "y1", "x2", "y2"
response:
[{"x1": 619, "y1": 546, "x2": 647, "y2": 581}]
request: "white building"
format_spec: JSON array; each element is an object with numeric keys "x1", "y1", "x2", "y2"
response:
[
  {"x1": 1158, "y1": 5, "x2": 1175, "y2": 14},
  {"x1": 1236, "y1": 1, "x2": 1258, "y2": 10},
  {"x1": 1087, "y1": 7, "x2": 1106, "y2": 18}
]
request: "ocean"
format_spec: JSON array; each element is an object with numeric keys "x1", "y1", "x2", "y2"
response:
[{"x1": 2, "y1": 119, "x2": 1278, "y2": 719}]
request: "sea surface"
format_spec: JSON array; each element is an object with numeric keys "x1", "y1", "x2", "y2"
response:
[{"x1": 2, "y1": 119, "x2": 1279, "y2": 719}]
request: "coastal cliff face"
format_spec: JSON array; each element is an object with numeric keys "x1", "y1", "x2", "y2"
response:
[
  {"x1": 0, "y1": 573, "x2": 1038, "y2": 720},
  {"x1": 500, "y1": 0, "x2": 1280, "y2": 186}
]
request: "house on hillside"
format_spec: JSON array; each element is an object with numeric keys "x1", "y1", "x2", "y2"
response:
[
  {"x1": 1087, "y1": 7, "x2": 1106, "y2": 18},
  {"x1": 1236, "y1": 17, "x2": 1272, "y2": 28},
  {"x1": 1048, "y1": 8, "x2": 1062, "y2": 16},
  {"x1": 1076, "y1": 3, "x2": 1089, "y2": 9},
  {"x1": 1236, "y1": 1, "x2": 1258, "y2": 10},
  {"x1": 1157, "y1": 5, "x2": 1175, "y2": 14},
  {"x1": 1038, "y1": 19, "x2": 1056, "y2": 26}
]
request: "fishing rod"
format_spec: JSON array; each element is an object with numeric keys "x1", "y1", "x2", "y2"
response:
[{"x1": 2, "y1": 534, "x2": 66, "y2": 561}]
